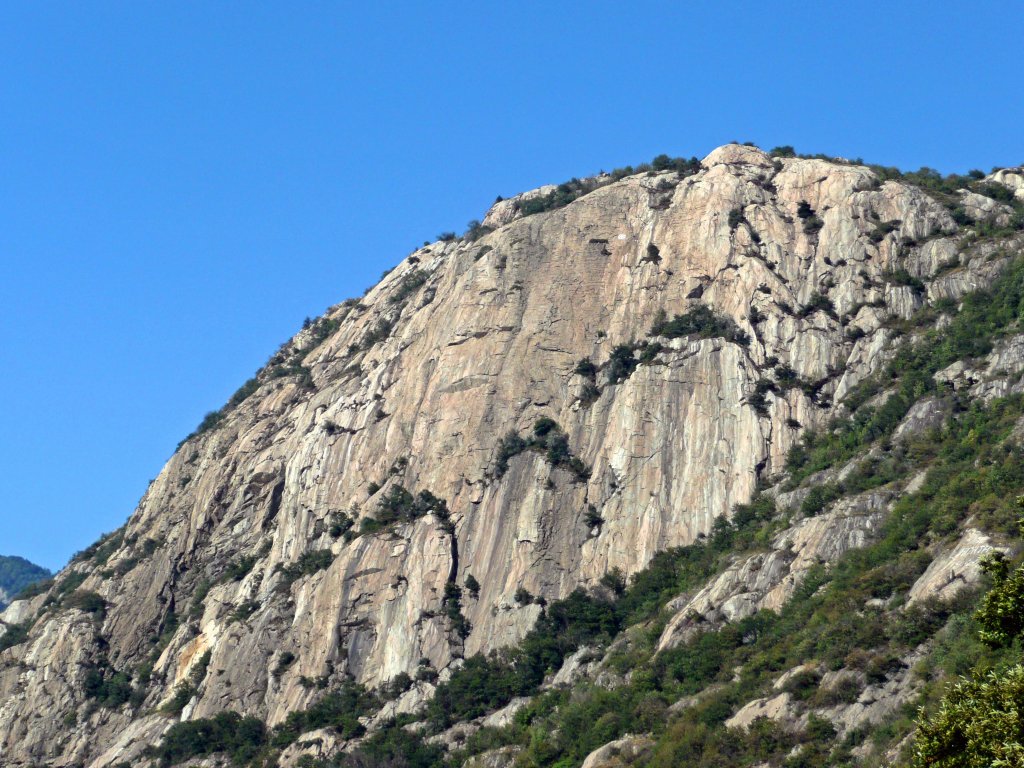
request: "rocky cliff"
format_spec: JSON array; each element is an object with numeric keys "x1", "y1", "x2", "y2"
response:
[{"x1": 1, "y1": 144, "x2": 1022, "y2": 767}]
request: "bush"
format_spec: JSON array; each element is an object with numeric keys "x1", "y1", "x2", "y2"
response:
[
  {"x1": 0, "y1": 621, "x2": 31, "y2": 653},
  {"x1": 147, "y1": 710, "x2": 267, "y2": 767},
  {"x1": 798, "y1": 292, "x2": 835, "y2": 319},
  {"x1": 574, "y1": 357, "x2": 598, "y2": 380},
  {"x1": 271, "y1": 681, "x2": 374, "y2": 747},
  {"x1": 493, "y1": 421, "x2": 589, "y2": 481},
  {"x1": 276, "y1": 549, "x2": 335, "y2": 589},
  {"x1": 514, "y1": 587, "x2": 534, "y2": 606},
  {"x1": 361, "y1": 486, "x2": 451, "y2": 534},
  {"x1": 649, "y1": 305, "x2": 749, "y2": 346},
  {"x1": 464, "y1": 219, "x2": 493, "y2": 241},
  {"x1": 389, "y1": 269, "x2": 429, "y2": 305},
  {"x1": 802, "y1": 213, "x2": 824, "y2": 234},
  {"x1": 65, "y1": 590, "x2": 106, "y2": 617}
]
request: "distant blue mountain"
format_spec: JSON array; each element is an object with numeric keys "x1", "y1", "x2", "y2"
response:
[{"x1": 0, "y1": 556, "x2": 51, "y2": 609}]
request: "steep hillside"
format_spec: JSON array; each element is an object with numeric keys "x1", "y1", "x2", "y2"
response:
[
  {"x1": 1, "y1": 144, "x2": 1023, "y2": 768},
  {"x1": 0, "y1": 556, "x2": 50, "y2": 610}
]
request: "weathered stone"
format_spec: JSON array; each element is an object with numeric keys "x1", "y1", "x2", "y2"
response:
[
  {"x1": 893, "y1": 397, "x2": 951, "y2": 442},
  {"x1": 725, "y1": 692, "x2": 798, "y2": 731},
  {"x1": 907, "y1": 528, "x2": 1005, "y2": 605},
  {"x1": 580, "y1": 734, "x2": 655, "y2": 768}
]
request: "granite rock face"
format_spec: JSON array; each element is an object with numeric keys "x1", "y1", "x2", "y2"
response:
[{"x1": 1, "y1": 145, "x2": 1016, "y2": 766}]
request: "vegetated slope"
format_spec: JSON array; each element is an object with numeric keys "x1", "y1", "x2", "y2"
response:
[
  {"x1": 0, "y1": 556, "x2": 51, "y2": 610},
  {"x1": 0, "y1": 144, "x2": 1023, "y2": 768}
]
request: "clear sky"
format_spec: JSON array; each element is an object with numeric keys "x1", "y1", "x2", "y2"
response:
[{"x1": 2, "y1": 2, "x2": 1022, "y2": 571}]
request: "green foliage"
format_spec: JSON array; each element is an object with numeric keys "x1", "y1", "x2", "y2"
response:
[
  {"x1": 161, "y1": 682, "x2": 197, "y2": 716},
  {"x1": 799, "y1": 482, "x2": 843, "y2": 516},
  {"x1": 602, "y1": 307, "x2": 757, "y2": 387},
  {"x1": 360, "y1": 486, "x2": 451, "y2": 534},
  {"x1": 147, "y1": 710, "x2": 267, "y2": 767},
  {"x1": 73, "y1": 529, "x2": 125, "y2": 566},
  {"x1": 574, "y1": 357, "x2": 598, "y2": 380},
  {"x1": 798, "y1": 291, "x2": 836, "y2": 319},
  {"x1": 275, "y1": 549, "x2": 335, "y2": 589},
  {"x1": 273, "y1": 651, "x2": 296, "y2": 677},
  {"x1": 65, "y1": 589, "x2": 107, "y2": 617},
  {"x1": 83, "y1": 663, "x2": 135, "y2": 708},
  {"x1": 884, "y1": 267, "x2": 926, "y2": 291},
  {"x1": 513, "y1": 153, "x2": 700, "y2": 218},
  {"x1": 519, "y1": 179, "x2": 601, "y2": 215},
  {"x1": 328, "y1": 510, "x2": 355, "y2": 539},
  {"x1": 974, "y1": 549, "x2": 1024, "y2": 648},
  {"x1": 869, "y1": 219, "x2": 902, "y2": 243},
  {"x1": 223, "y1": 554, "x2": 258, "y2": 582},
  {"x1": 913, "y1": 665, "x2": 1024, "y2": 768},
  {"x1": 463, "y1": 219, "x2": 493, "y2": 242},
  {"x1": 649, "y1": 305, "x2": 750, "y2": 346},
  {"x1": 605, "y1": 343, "x2": 642, "y2": 384},
  {"x1": 425, "y1": 588, "x2": 619, "y2": 728},
  {"x1": 443, "y1": 581, "x2": 472, "y2": 641},
  {"x1": 0, "y1": 620, "x2": 31, "y2": 653},
  {"x1": 493, "y1": 420, "x2": 590, "y2": 481},
  {"x1": 788, "y1": 255, "x2": 1024, "y2": 485},
  {"x1": 337, "y1": 725, "x2": 446, "y2": 768},
  {"x1": 230, "y1": 600, "x2": 260, "y2": 623},
  {"x1": 271, "y1": 681, "x2": 375, "y2": 748},
  {"x1": 389, "y1": 268, "x2": 429, "y2": 305}
]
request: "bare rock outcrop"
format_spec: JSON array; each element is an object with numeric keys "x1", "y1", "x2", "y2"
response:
[
  {"x1": 579, "y1": 734, "x2": 655, "y2": 768},
  {"x1": 907, "y1": 528, "x2": 1005, "y2": 605}
]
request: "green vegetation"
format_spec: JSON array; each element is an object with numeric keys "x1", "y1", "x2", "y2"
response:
[
  {"x1": 149, "y1": 681, "x2": 376, "y2": 767},
  {"x1": 575, "y1": 356, "x2": 602, "y2": 405},
  {"x1": 602, "y1": 305, "x2": 750, "y2": 387},
  {"x1": 359, "y1": 486, "x2": 452, "y2": 535},
  {"x1": 83, "y1": 662, "x2": 135, "y2": 708},
  {"x1": 649, "y1": 305, "x2": 750, "y2": 346},
  {"x1": 463, "y1": 219, "x2": 493, "y2": 241},
  {"x1": 512, "y1": 154, "x2": 701, "y2": 218},
  {"x1": 911, "y1": 514, "x2": 1024, "y2": 766},
  {"x1": 0, "y1": 620, "x2": 31, "y2": 653},
  {"x1": 146, "y1": 711, "x2": 268, "y2": 767},
  {"x1": 389, "y1": 268, "x2": 429, "y2": 304},
  {"x1": 464, "y1": 574, "x2": 481, "y2": 599},
  {"x1": 272, "y1": 681, "x2": 374, "y2": 746},
  {"x1": 494, "y1": 419, "x2": 590, "y2": 481},
  {"x1": 275, "y1": 549, "x2": 335, "y2": 590}
]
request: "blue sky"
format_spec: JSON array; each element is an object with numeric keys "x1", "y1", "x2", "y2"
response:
[{"x1": 2, "y1": 2, "x2": 1022, "y2": 571}]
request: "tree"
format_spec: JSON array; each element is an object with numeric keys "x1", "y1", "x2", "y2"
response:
[
  {"x1": 464, "y1": 574, "x2": 481, "y2": 599},
  {"x1": 912, "y1": 503, "x2": 1024, "y2": 766}
]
